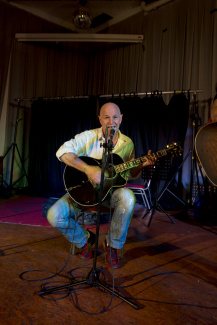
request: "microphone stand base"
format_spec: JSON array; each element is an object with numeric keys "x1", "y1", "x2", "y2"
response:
[{"x1": 39, "y1": 267, "x2": 139, "y2": 310}]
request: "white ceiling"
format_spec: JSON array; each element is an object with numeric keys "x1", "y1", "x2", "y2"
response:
[{"x1": 7, "y1": 0, "x2": 176, "y2": 33}]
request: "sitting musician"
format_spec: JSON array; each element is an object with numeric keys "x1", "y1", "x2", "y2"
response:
[{"x1": 47, "y1": 102, "x2": 156, "y2": 268}]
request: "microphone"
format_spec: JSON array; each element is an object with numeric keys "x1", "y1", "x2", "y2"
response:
[{"x1": 109, "y1": 127, "x2": 116, "y2": 139}]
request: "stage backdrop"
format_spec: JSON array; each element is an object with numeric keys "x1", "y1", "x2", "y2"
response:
[{"x1": 28, "y1": 94, "x2": 189, "y2": 207}]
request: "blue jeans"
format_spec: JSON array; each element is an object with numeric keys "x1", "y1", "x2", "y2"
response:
[{"x1": 47, "y1": 188, "x2": 136, "y2": 249}]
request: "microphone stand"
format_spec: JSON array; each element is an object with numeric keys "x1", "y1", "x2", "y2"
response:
[{"x1": 39, "y1": 126, "x2": 139, "y2": 310}]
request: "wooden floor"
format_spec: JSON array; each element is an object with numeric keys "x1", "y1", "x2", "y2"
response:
[{"x1": 1, "y1": 197, "x2": 217, "y2": 325}]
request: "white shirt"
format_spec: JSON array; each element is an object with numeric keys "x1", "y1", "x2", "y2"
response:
[{"x1": 56, "y1": 127, "x2": 135, "y2": 180}]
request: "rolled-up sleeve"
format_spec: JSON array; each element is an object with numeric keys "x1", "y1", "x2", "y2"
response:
[
  {"x1": 56, "y1": 140, "x2": 75, "y2": 161},
  {"x1": 56, "y1": 130, "x2": 99, "y2": 161}
]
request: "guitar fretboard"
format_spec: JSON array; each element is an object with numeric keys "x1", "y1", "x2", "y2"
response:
[{"x1": 114, "y1": 149, "x2": 167, "y2": 173}]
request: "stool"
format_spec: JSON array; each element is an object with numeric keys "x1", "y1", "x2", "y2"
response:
[
  {"x1": 125, "y1": 182, "x2": 151, "y2": 210},
  {"x1": 72, "y1": 207, "x2": 124, "y2": 258}
]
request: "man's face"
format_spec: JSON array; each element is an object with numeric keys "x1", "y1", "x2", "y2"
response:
[{"x1": 99, "y1": 103, "x2": 123, "y2": 137}]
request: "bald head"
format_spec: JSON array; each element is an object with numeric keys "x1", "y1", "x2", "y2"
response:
[
  {"x1": 99, "y1": 102, "x2": 121, "y2": 116},
  {"x1": 99, "y1": 102, "x2": 122, "y2": 137}
]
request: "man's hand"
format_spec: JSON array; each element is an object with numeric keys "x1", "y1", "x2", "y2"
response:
[
  {"x1": 130, "y1": 149, "x2": 157, "y2": 179},
  {"x1": 84, "y1": 165, "x2": 102, "y2": 188},
  {"x1": 142, "y1": 149, "x2": 157, "y2": 168},
  {"x1": 61, "y1": 153, "x2": 102, "y2": 188}
]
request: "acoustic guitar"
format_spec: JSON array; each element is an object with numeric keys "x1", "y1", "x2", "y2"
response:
[
  {"x1": 195, "y1": 122, "x2": 217, "y2": 186},
  {"x1": 64, "y1": 142, "x2": 182, "y2": 206}
]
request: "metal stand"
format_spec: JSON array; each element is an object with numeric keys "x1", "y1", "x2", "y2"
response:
[
  {"x1": 142, "y1": 176, "x2": 175, "y2": 227},
  {"x1": 190, "y1": 92, "x2": 204, "y2": 205},
  {"x1": 0, "y1": 99, "x2": 28, "y2": 196},
  {"x1": 142, "y1": 150, "x2": 191, "y2": 227},
  {"x1": 38, "y1": 127, "x2": 139, "y2": 310}
]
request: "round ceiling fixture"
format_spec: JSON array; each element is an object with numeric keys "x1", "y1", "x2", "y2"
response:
[{"x1": 73, "y1": 8, "x2": 92, "y2": 29}]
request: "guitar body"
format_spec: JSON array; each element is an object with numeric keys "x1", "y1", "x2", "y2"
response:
[
  {"x1": 195, "y1": 122, "x2": 217, "y2": 186},
  {"x1": 64, "y1": 154, "x2": 127, "y2": 206},
  {"x1": 63, "y1": 142, "x2": 182, "y2": 206}
]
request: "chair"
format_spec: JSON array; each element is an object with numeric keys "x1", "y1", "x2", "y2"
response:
[{"x1": 125, "y1": 181, "x2": 151, "y2": 210}]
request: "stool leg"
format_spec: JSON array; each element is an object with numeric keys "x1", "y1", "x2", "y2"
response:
[
  {"x1": 72, "y1": 213, "x2": 77, "y2": 255},
  {"x1": 72, "y1": 243, "x2": 75, "y2": 255},
  {"x1": 121, "y1": 246, "x2": 124, "y2": 259},
  {"x1": 72, "y1": 211, "x2": 85, "y2": 255}
]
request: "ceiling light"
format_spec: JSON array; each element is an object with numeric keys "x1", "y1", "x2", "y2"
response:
[
  {"x1": 15, "y1": 33, "x2": 144, "y2": 43},
  {"x1": 73, "y1": 8, "x2": 92, "y2": 29}
]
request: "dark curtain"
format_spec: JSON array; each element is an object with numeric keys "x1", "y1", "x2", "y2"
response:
[
  {"x1": 98, "y1": 93, "x2": 189, "y2": 158},
  {"x1": 28, "y1": 94, "x2": 189, "y2": 207},
  {"x1": 28, "y1": 97, "x2": 97, "y2": 196}
]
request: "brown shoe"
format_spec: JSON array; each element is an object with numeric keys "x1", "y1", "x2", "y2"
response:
[
  {"x1": 80, "y1": 230, "x2": 95, "y2": 259},
  {"x1": 103, "y1": 239, "x2": 120, "y2": 268}
]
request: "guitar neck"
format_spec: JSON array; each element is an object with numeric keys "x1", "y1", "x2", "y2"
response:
[{"x1": 114, "y1": 149, "x2": 168, "y2": 173}]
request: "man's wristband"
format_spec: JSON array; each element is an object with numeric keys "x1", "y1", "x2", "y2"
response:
[{"x1": 83, "y1": 164, "x2": 88, "y2": 173}]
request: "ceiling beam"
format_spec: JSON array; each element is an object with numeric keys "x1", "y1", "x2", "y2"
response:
[
  {"x1": 7, "y1": 1, "x2": 79, "y2": 32},
  {"x1": 141, "y1": 0, "x2": 177, "y2": 14},
  {"x1": 9, "y1": 0, "x2": 177, "y2": 34},
  {"x1": 91, "y1": 5, "x2": 143, "y2": 33}
]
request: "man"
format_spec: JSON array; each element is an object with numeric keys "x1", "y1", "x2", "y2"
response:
[{"x1": 47, "y1": 102, "x2": 156, "y2": 268}]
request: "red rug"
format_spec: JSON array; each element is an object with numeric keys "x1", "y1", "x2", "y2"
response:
[
  {"x1": 0, "y1": 195, "x2": 50, "y2": 227},
  {"x1": 0, "y1": 195, "x2": 110, "y2": 231}
]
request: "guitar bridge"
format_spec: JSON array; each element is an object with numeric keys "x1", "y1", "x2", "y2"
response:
[{"x1": 67, "y1": 185, "x2": 82, "y2": 191}]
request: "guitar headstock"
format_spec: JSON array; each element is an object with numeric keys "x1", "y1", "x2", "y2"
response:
[{"x1": 166, "y1": 142, "x2": 183, "y2": 157}]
